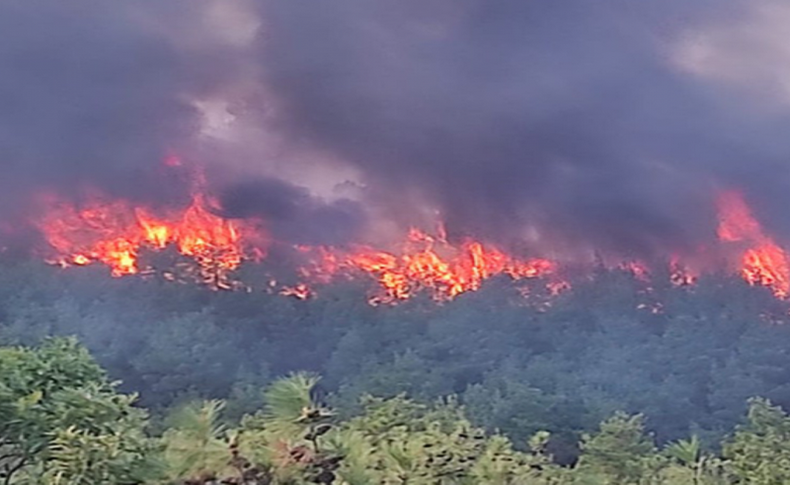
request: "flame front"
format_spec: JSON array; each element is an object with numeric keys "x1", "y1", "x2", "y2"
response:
[
  {"x1": 30, "y1": 161, "x2": 790, "y2": 304},
  {"x1": 291, "y1": 229, "x2": 557, "y2": 303},
  {"x1": 716, "y1": 191, "x2": 790, "y2": 297},
  {"x1": 37, "y1": 191, "x2": 261, "y2": 289}
]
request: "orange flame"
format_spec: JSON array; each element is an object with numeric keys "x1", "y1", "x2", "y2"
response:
[
  {"x1": 33, "y1": 158, "x2": 790, "y2": 305},
  {"x1": 292, "y1": 229, "x2": 557, "y2": 303},
  {"x1": 716, "y1": 191, "x2": 790, "y2": 297},
  {"x1": 36, "y1": 173, "x2": 266, "y2": 289}
]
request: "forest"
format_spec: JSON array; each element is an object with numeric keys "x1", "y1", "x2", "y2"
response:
[
  {"x1": 5, "y1": 0, "x2": 790, "y2": 482},
  {"x1": 4, "y1": 258, "x2": 790, "y2": 483}
]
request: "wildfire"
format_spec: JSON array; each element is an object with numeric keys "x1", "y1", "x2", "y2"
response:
[
  {"x1": 29, "y1": 158, "x2": 790, "y2": 304},
  {"x1": 289, "y1": 229, "x2": 557, "y2": 304},
  {"x1": 36, "y1": 169, "x2": 266, "y2": 289},
  {"x1": 669, "y1": 256, "x2": 697, "y2": 286},
  {"x1": 621, "y1": 261, "x2": 651, "y2": 281},
  {"x1": 716, "y1": 191, "x2": 790, "y2": 297}
]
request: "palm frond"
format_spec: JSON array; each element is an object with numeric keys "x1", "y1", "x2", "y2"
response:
[{"x1": 264, "y1": 372, "x2": 321, "y2": 422}]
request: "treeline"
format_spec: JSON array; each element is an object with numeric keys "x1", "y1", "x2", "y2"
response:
[
  {"x1": 2, "y1": 259, "x2": 790, "y2": 457},
  {"x1": 3, "y1": 337, "x2": 790, "y2": 484}
]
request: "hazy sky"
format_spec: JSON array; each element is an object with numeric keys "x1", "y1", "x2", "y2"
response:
[{"x1": 2, "y1": 0, "x2": 790, "y2": 254}]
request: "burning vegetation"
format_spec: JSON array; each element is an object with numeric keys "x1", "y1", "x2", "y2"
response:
[
  {"x1": 34, "y1": 165, "x2": 266, "y2": 289},
  {"x1": 716, "y1": 191, "x2": 790, "y2": 297},
  {"x1": 25, "y1": 159, "x2": 790, "y2": 304}
]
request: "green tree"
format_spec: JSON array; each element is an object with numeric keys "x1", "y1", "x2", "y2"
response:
[
  {"x1": 0, "y1": 338, "x2": 158, "y2": 484},
  {"x1": 575, "y1": 412, "x2": 662, "y2": 484},
  {"x1": 325, "y1": 394, "x2": 564, "y2": 484},
  {"x1": 724, "y1": 398, "x2": 790, "y2": 484},
  {"x1": 159, "y1": 400, "x2": 233, "y2": 483}
]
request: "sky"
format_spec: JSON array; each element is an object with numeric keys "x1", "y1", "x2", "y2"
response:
[{"x1": 2, "y1": 0, "x2": 790, "y2": 256}]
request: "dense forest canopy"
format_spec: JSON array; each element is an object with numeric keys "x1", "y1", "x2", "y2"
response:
[
  {"x1": 4, "y1": 331, "x2": 790, "y2": 483},
  {"x1": 3, "y1": 259, "x2": 790, "y2": 464},
  {"x1": 5, "y1": 0, "x2": 790, "y2": 483}
]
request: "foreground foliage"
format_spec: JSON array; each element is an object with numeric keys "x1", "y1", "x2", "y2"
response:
[
  {"x1": 5, "y1": 339, "x2": 790, "y2": 483},
  {"x1": 0, "y1": 338, "x2": 158, "y2": 483},
  {"x1": 5, "y1": 260, "x2": 790, "y2": 452}
]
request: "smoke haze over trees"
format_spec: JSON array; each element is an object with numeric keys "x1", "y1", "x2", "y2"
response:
[
  {"x1": 5, "y1": 1, "x2": 790, "y2": 483},
  {"x1": 3, "y1": 1, "x2": 790, "y2": 254},
  {"x1": 4, "y1": 267, "x2": 790, "y2": 483},
  {"x1": 3, "y1": 260, "x2": 790, "y2": 452}
]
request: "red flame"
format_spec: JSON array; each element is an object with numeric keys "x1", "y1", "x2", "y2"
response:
[
  {"x1": 716, "y1": 191, "x2": 790, "y2": 297},
  {"x1": 287, "y1": 228, "x2": 557, "y2": 303},
  {"x1": 35, "y1": 164, "x2": 266, "y2": 289},
  {"x1": 29, "y1": 158, "x2": 790, "y2": 303}
]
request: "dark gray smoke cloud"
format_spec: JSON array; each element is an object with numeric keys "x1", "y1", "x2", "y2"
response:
[
  {"x1": 4, "y1": 0, "x2": 790, "y2": 254},
  {"x1": 0, "y1": 0, "x2": 363, "y2": 246},
  {"x1": 255, "y1": 0, "x2": 790, "y2": 256},
  {"x1": 0, "y1": 1, "x2": 202, "y2": 207},
  {"x1": 220, "y1": 177, "x2": 365, "y2": 245}
]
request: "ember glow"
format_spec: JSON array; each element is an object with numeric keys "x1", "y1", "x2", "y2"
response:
[
  {"x1": 35, "y1": 167, "x2": 267, "y2": 289},
  {"x1": 717, "y1": 191, "x2": 790, "y2": 297},
  {"x1": 29, "y1": 161, "x2": 790, "y2": 304},
  {"x1": 288, "y1": 228, "x2": 557, "y2": 304}
]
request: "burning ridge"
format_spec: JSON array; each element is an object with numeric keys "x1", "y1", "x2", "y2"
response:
[{"x1": 26, "y1": 159, "x2": 790, "y2": 304}]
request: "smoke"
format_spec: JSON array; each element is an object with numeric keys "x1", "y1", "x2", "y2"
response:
[
  {"x1": 4, "y1": 0, "x2": 790, "y2": 253},
  {"x1": 219, "y1": 177, "x2": 365, "y2": 245},
  {"x1": 252, "y1": 0, "x2": 790, "y2": 255},
  {"x1": 0, "y1": 1, "x2": 196, "y2": 206}
]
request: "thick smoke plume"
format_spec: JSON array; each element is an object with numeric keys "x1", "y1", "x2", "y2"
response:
[
  {"x1": 219, "y1": 177, "x2": 365, "y2": 246},
  {"x1": 2, "y1": 0, "x2": 790, "y2": 256},
  {"x1": 254, "y1": 0, "x2": 790, "y2": 256}
]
